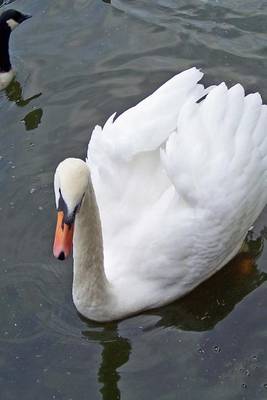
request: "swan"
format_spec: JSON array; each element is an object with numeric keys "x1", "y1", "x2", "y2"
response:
[
  {"x1": 53, "y1": 68, "x2": 267, "y2": 322},
  {"x1": 0, "y1": 9, "x2": 31, "y2": 90}
]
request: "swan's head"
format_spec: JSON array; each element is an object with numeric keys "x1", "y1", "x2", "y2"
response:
[
  {"x1": 0, "y1": 9, "x2": 31, "y2": 31},
  {"x1": 53, "y1": 158, "x2": 90, "y2": 261}
]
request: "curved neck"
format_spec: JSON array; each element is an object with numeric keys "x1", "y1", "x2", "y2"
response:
[
  {"x1": 0, "y1": 24, "x2": 11, "y2": 72},
  {"x1": 72, "y1": 179, "x2": 113, "y2": 321}
]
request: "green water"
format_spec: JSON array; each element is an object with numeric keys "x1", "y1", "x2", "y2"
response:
[{"x1": 0, "y1": 1, "x2": 267, "y2": 399}]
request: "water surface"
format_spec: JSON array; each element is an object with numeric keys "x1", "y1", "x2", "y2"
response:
[{"x1": 1, "y1": 0, "x2": 267, "y2": 399}]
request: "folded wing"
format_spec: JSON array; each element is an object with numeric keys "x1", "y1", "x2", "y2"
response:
[{"x1": 87, "y1": 67, "x2": 206, "y2": 239}]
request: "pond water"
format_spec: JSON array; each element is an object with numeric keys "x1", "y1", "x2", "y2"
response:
[{"x1": 1, "y1": 0, "x2": 267, "y2": 399}]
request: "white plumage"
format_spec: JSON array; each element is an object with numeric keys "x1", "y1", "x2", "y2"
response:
[{"x1": 54, "y1": 67, "x2": 267, "y2": 321}]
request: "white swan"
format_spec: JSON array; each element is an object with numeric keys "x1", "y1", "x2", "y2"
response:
[
  {"x1": 0, "y1": 9, "x2": 31, "y2": 90},
  {"x1": 53, "y1": 68, "x2": 267, "y2": 322}
]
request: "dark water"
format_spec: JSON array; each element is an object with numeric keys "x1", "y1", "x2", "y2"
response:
[{"x1": 1, "y1": 0, "x2": 267, "y2": 399}]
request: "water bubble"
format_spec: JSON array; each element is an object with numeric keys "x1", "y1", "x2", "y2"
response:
[
  {"x1": 241, "y1": 383, "x2": 247, "y2": 389},
  {"x1": 198, "y1": 348, "x2": 205, "y2": 354},
  {"x1": 264, "y1": 383, "x2": 267, "y2": 389},
  {"x1": 240, "y1": 368, "x2": 250, "y2": 376},
  {"x1": 213, "y1": 345, "x2": 221, "y2": 353}
]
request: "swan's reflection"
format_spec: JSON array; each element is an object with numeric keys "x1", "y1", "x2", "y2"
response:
[
  {"x1": 81, "y1": 232, "x2": 266, "y2": 399},
  {"x1": 82, "y1": 323, "x2": 131, "y2": 400},
  {"x1": 98, "y1": 326, "x2": 130, "y2": 400},
  {"x1": 5, "y1": 79, "x2": 42, "y2": 107},
  {"x1": 153, "y1": 236, "x2": 266, "y2": 331}
]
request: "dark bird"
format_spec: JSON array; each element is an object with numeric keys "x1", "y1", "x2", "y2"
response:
[{"x1": 0, "y1": 9, "x2": 31, "y2": 90}]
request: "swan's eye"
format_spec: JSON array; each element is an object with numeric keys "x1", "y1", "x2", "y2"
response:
[
  {"x1": 57, "y1": 189, "x2": 84, "y2": 226},
  {"x1": 66, "y1": 194, "x2": 84, "y2": 223},
  {"x1": 57, "y1": 189, "x2": 68, "y2": 215}
]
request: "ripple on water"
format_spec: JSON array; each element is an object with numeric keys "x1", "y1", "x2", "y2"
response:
[
  {"x1": 0, "y1": 262, "x2": 86, "y2": 343},
  {"x1": 0, "y1": 263, "x2": 56, "y2": 343}
]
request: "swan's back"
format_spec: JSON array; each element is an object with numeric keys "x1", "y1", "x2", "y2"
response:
[{"x1": 87, "y1": 69, "x2": 267, "y2": 309}]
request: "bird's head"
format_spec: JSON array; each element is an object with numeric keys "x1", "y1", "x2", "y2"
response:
[
  {"x1": 0, "y1": 9, "x2": 31, "y2": 31},
  {"x1": 53, "y1": 158, "x2": 90, "y2": 261}
]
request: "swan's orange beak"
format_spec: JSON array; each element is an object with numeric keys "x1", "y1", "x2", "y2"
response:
[{"x1": 53, "y1": 211, "x2": 74, "y2": 260}]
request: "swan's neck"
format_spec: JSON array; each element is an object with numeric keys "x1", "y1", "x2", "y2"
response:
[
  {"x1": 72, "y1": 181, "x2": 113, "y2": 321},
  {"x1": 0, "y1": 25, "x2": 11, "y2": 72}
]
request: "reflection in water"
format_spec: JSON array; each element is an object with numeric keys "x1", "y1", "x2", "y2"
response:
[
  {"x1": 152, "y1": 233, "x2": 266, "y2": 331},
  {"x1": 4, "y1": 79, "x2": 43, "y2": 130},
  {"x1": 22, "y1": 108, "x2": 43, "y2": 130},
  {"x1": 154, "y1": 254, "x2": 267, "y2": 331},
  {"x1": 5, "y1": 79, "x2": 42, "y2": 107},
  {"x1": 80, "y1": 233, "x2": 265, "y2": 399},
  {"x1": 82, "y1": 323, "x2": 131, "y2": 400},
  {"x1": 0, "y1": 0, "x2": 16, "y2": 7},
  {"x1": 98, "y1": 327, "x2": 130, "y2": 400}
]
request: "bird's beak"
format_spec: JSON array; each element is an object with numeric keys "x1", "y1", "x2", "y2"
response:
[
  {"x1": 22, "y1": 14, "x2": 32, "y2": 22},
  {"x1": 53, "y1": 211, "x2": 74, "y2": 260}
]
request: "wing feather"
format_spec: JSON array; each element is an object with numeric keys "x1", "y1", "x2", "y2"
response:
[
  {"x1": 87, "y1": 68, "x2": 206, "y2": 239},
  {"x1": 162, "y1": 83, "x2": 267, "y2": 224}
]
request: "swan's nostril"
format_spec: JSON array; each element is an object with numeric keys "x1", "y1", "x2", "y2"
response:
[{"x1": 58, "y1": 251, "x2": 65, "y2": 261}]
